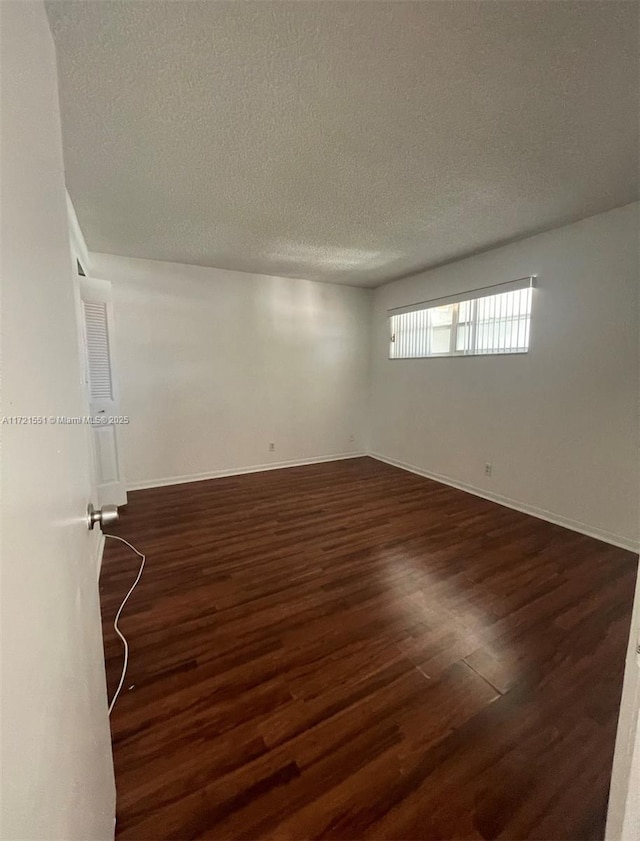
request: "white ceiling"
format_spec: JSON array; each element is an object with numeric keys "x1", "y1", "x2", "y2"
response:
[{"x1": 47, "y1": 1, "x2": 638, "y2": 288}]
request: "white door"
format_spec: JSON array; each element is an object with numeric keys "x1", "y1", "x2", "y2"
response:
[
  {"x1": 606, "y1": 573, "x2": 640, "y2": 841},
  {"x1": 80, "y1": 277, "x2": 128, "y2": 507},
  {"x1": 1, "y1": 3, "x2": 115, "y2": 837}
]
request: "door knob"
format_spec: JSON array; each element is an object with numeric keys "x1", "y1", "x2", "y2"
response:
[{"x1": 87, "y1": 503, "x2": 119, "y2": 530}]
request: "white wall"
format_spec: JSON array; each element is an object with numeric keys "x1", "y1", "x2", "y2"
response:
[
  {"x1": 0, "y1": 2, "x2": 115, "y2": 838},
  {"x1": 369, "y1": 203, "x2": 639, "y2": 550},
  {"x1": 88, "y1": 253, "x2": 372, "y2": 489}
]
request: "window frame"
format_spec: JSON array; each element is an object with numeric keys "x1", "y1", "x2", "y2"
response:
[{"x1": 388, "y1": 277, "x2": 534, "y2": 360}]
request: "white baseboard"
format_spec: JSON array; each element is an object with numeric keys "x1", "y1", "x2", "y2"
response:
[
  {"x1": 127, "y1": 451, "x2": 367, "y2": 492},
  {"x1": 369, "y1": 451, "x2": 639, "y2": 553},
  {"x1": 124, "y1": 449, "x2": 637, "y2": 553}
]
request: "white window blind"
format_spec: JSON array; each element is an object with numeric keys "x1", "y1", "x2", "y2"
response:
[
  {"x1": 389, "y1": 277, "x2": 534, "y2": 359},
  {"x1": 83, "y1": 301, "x2": 113, "y2": 399}
]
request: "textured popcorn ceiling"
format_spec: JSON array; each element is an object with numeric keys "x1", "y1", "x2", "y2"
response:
[{"x1": 46, "y1": 1, "x2": 638, "y2": 287}]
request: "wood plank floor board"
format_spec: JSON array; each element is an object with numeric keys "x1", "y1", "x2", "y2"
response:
[{"x1": 100, "y1": 457, "x2": 637, "y2": 840}]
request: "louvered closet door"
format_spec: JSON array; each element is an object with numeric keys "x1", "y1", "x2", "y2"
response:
[{"x1": 81, "y1": 278, "x2": 127, "y2": 507}]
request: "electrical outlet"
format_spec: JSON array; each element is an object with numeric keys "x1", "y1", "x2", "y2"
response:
[
  {"x1": 269, "y1": 442, "x2": 275, "y2": 452},
  {"x1": 484, "y1": 462, "x2": 492, "y2": 477},
  {"x1": 349, "y1": 433, "x2": 355, "y2": 444}
]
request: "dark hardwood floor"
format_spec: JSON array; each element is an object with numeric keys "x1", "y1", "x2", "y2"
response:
[{"x1": 100, "y1": 457, "x2": 637, "y2": 841}]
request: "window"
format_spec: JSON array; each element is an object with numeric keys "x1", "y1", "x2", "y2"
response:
[{"x1": 389, "y1": 277, "x2": 534, "y2": 359}]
